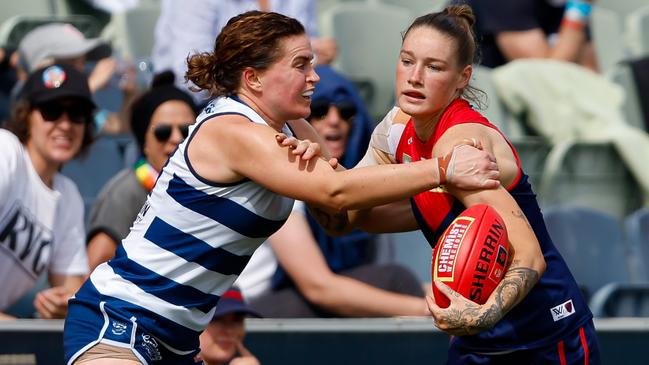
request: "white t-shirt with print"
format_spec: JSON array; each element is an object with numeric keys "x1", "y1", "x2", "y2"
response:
[{"x1": 0, "y1": 130, "x2": 88, "y2": 310}]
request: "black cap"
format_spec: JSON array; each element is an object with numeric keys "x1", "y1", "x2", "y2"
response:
[{"x1": 20, "y1": 64, "x2": 96, "y2": 108}]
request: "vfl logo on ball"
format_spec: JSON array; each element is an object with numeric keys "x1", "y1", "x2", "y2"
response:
[
  {"x1": 489, "y1": 245, "x2": 509, "y2": 282},
  {"x1": 433, "y1": 217, "x2": 474, "y2": 281},
  {"x1": 551, "y1": 299, "x2": 576, "y2": 322}
]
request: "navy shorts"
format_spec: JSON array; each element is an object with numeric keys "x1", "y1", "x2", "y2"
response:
[
  {"x1": 64, "y1": 294, "x2": 200, "y2": 365},
  {"x1": 446, "y1": 320, "x2": 600, "y2": 365}
]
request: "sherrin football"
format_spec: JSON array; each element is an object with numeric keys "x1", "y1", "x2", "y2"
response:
[{"x1": 432, "y1": 204, "x2": 510, "y2": 308}]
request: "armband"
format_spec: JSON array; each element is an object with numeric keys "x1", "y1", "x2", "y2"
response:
[
  {"x1": 437, "y1": 154, "x2": 451, "y2": 185},
  {"x1": 564, "y1": 0, "x2": 592, "y2": 25}
]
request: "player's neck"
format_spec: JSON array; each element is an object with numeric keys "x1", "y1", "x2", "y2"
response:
[
  {"x1": 412, "y1": 112, "x2": 441, "y2": 142},
  {"x1": 235, "y1": 92, "x2": 285, "y2": 132}
]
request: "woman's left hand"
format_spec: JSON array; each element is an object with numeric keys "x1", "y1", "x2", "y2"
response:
[
  {"x1": 426, "y1": 281, "x2": 502, "y2": 336},
  {"x1": 275, "y1": 133, "x2": 338, "y2": 169}
]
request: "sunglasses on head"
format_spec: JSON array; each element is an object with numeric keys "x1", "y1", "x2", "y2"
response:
[
  {"x1": 36, "y1": 101, "x2": 93, "y2": 125},
  {"x1": 153, "y1": 124, "x2": 190, "y2": 142},
  {"x1": 309, "y1": 99, "x2": 357, "y2": 121}
]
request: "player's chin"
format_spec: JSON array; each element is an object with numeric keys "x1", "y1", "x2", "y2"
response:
[
  {"x1": 296, "y1": 98, "x2": 312, "y2": 117},
  {"x1": 397, "y1": 100, "x2": 429, "y2": 118}
]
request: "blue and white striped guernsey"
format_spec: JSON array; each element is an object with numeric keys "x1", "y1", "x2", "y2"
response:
[{"x1": 84, "y1": 96, "x2": 295, "y2": 352}]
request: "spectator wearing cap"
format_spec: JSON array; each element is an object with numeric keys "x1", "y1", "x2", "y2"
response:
[
  {"x1": 235, "y1": 66, "x2": 427, "y2": 318},
  {"x1": 14, "y1": 22, "x2": 136, "y2": 134},
  {"x1": 17, "y1": 23, "x2": 114, "y2": 92},
  {"x1": 0, "y1": 64, "x2": 95, "y2": 319},
  {"x1": 197, "y1": 287, "x2": 261, "y2": 365},
  {"x1": 85, "y1": 71, "x2": 198, "y2": 270}
]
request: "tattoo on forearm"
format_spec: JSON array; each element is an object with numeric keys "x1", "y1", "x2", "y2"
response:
[
  {"x1": 476, "y1": 262, "x2": 539, "y2": 328},
  {"x1": 436, "y1": 261, "x2": 539, "y2": 335}
]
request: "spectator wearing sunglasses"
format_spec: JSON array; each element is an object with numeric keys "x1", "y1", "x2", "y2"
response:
[
  {"x1": 236, "y1": 67, "x2": 428, "y2": 317},
  {"x1": 0, "y1": 64, "x2": 94, "y2": 319},
  {"x1": 310, "y1": 64, "x2": 374, "y2": 169},
  {"x1": 12, "y1": 23, "x2": 140, "y2": 135},
  {"x1": 85, "y1": 71, "x2": 197, "y2": 270}
]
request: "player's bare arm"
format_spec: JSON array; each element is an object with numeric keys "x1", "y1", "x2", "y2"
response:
[
  {"x1": 269, "y1": 211, "x2": 427, "y2": 316},
  {"x1": 428, "y1": 123, "x2": 546, "y2": 336},
  {"x1": 284, "y1": 119, "x2": 351, "y2": 231},
  {"x1": 191, "y1": 115, "x2": 453, "y2": 211},
  {"x1": 278, "y1": 116, "x2": 498, "y2": 234},
  {"x1": 308, "y1": 141, "x2": 500, "y2": 235},
  {"x1": 349, "y1": 120, "x2": 502, "y2": 235}
]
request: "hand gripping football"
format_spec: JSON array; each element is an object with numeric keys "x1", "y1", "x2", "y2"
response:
[{"x1": 432, "y1": 204, "x2": 510, "y2": 308}]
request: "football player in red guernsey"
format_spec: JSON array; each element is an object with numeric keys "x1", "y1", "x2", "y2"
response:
[{"x1": 337, "y1": 5, "x2": 600, "y2": 365}]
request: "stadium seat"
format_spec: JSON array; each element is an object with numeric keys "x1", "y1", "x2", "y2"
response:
[
  {"x1": 0, "y1": 14, "x2": 101, "y2": 49},
  {"x1": 380, "y1": 231, "x2": 431, "y2": 284},
  {"x1": 316, "y1": 0, "x2": 361, "y2": 22},
  {"x1": 626, "y1": 5, "x2": 649, "y2": 58},
  {"x1": 543, "y1": 205, "x2": 631, "y2": 299},
  {"x1": 606, "y1": 62, "x2": 646, "y2": 131},
  {"x1": 0, "y1": 0, "x2": 53, "y2": 27},
  {"x1": 538, "y1": 141, "x2": 643, "y2": 219},
  {"x1": 320, "y1": 1, "x2": 413, "y2": 121},
  {"x1": 472, "y1": 65, "x2": 525, "y2": 140},
  {"x1": 380, "y1": 0, "x2": 444, "y2": 16},
  {"x1": 624, "y1": 208, "x2": 649, "y2": 282},
  {"x1": 99, "y1": 3, "x2": 161, "y2": 91},
  {"x1": 597, "y1": 0, "x2": 649, "y2": 19},
  {"x1": 61, "y1": 133, "x2": 136, "y2": 221},
  {"x1": 592, "y1": 1, "x2": 649, "y2": 72},
  {"x1": 100, "y1": 4, "x2": 161, "y2": 61},
  {"x1": 510, "y1": 136, "x2": 552, "y2": 190},
  {"x1": 590, "y1": 282, "x2": 649, "y2": 317},
  {"x1": 591, "y1": 6, "x2": 627, "y2": 73}
]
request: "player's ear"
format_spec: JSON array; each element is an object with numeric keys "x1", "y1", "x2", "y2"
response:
[
  {"x1": 457, "y1": 64, "x2": 472, "y2": 90},
  {"x1": 242, "y1": 67, "x2": 263, "y2": 92}
]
